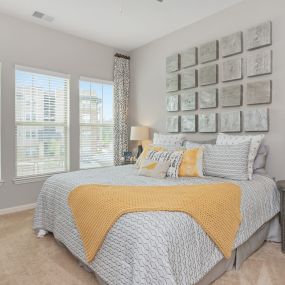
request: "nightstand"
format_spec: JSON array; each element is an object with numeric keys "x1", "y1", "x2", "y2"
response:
[{"x1": 277, "y1": 180, "x2": 285, "y2": 253}]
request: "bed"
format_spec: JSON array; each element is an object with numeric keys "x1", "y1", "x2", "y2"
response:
[{"x1": 34, "y1": 165, "x2": 280, "y2": 285}]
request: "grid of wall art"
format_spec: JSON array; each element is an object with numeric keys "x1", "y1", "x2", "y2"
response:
[{"x1": 165, "y1": 21, "x2": 272, "y2": 133}]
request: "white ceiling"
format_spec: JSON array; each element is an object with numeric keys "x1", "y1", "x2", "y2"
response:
[{"x1": 0, "y1": 0, "x2": 243, "y2": 51}]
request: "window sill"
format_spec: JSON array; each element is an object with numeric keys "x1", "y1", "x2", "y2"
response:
[
  {"x1": 0, "y1": 180, "x2": 4, "y2": 186},
  {"x1": 13, "y1": 171, "x2": 67, "y2": 185}
]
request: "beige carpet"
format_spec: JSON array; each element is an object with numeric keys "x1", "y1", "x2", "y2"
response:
[{"x1": 0, "y1": 210, "x2": 284, "y2": 285}]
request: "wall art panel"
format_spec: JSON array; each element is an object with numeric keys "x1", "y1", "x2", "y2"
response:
[
  {"x1": 166, "y1": 54, "x2": 179, "y2": 73},
  {"x1": 181, "y1": 115, "x2": 196, "y2": 133},
  {"x1": 181, "y1": 68, "x2": 197, "y2": 89},
  {"x1": 166, "y1": 115, "x2": 179, "y2": 133},
  {"x1": 181, "y1": 90, "x2": 197, "y2": 111},
  {"x1": 199, "y1": 88, "x2": 218, "y2": 109},
  {"x1": 244, "y1": 108, "x2": 269, "y2": 132},
  {"x1": 221, "y1": 31, "x2": 243, "y2": 57},
  {"x1": 166, "y1": 94, "x2": 179, "y2": 112},
  {"x1": 181, "y1": 47, "x2": 197, "y2": 68},
  {"x1": 199, "y1": 40, "x2": 218, "y2": 63},
  {"x1": 222, "y1": 57, "x2": 242, "y2": 82},
  {"x1": 166, "y1": 73, "x2": 179, "y2": 92},
  {"x1": 198, "y1": 113, "x2": 217, "y2": 133},
  {"x1": 221, "y1": 85, "x2": 242, "y2": 107},
  {"x1": 247, "y1": 80, "x2": 272, "y2": 105},
  {"x1": 247, "y1": 50, "x2": 272, "y2": 77},
  {"x1": 220, "y1": 111, "x2": 241, "y2": 132},
  {"x1": 247, "y1": 21, "x2": 272, "y2": 50},
  {"x1": 199, "y1": 64, "x2": 218, "y2": 86}
]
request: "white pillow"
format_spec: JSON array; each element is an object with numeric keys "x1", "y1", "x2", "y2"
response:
[
  {"x1": 138, "y1": 159, "x2": 170, "y2": 179},
  {"x1": 216, "y1": 133, "x2": 264, "y2": 180},
  {"x1": 153, "y1": 133, "x2": 185, "y2": 148}
]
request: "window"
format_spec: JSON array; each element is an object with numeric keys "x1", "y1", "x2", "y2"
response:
[
  {"x1": 15, "y1": 66, "x2": 69, "y2": 177},
  {"x1": 79, "y1": 78, "x2": 114, "y2": 169}
]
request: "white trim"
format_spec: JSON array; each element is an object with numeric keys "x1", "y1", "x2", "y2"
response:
[
  {"x1": 80, "y1": 76, "x2": 113, "y2": 85},
  {"x1": 15, "y1": 64, "x2": 70, "y2": 79},
  {"x1": 0, "y1": 203, "x2": 36, "y2": 216},
  {"x1": 13, "y1": 171, "x2": 66, "y2": 184}
]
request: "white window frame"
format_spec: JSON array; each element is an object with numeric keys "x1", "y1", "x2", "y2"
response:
[
  {"x1": 13, "y1": 65, "x2": 70, "y2": 184},
  {"x1": 79, "y1": 76, "x2": 114, "y2": 170}
]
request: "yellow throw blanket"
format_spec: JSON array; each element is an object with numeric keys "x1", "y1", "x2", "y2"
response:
[{"x1": 68, "y1": 183, "x2": 241, "y2": 263}]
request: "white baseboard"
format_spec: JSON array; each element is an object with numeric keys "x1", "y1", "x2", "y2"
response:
[{"x1": 0, "y1": 203, "x2": 36, "y2": 216}]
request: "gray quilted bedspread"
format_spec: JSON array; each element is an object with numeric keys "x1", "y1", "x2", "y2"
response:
[{"x1": 34, "y1": 165, "x2": 280, "y2": 285}]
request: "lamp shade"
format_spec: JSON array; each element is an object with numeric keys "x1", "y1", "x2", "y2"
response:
[{"x1": 130, "y1": 126, "x2": 149, "y2": 141}]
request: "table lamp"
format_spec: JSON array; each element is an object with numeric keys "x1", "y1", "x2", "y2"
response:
[{"x1": 130, "y1": 126, "x2": 150, "y2": 158}]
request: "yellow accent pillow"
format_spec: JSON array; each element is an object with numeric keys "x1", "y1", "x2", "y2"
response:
[
  {"x1": 179, "y1": 147, "x2": 204, "y2": 177},
  {"x1": 136, "y1": 145, "x2": 165, "y2": 168}
]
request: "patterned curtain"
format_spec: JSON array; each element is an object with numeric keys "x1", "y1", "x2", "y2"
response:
[{"x1": 113, "y1": 54, "x2": 130, "y2": 165}]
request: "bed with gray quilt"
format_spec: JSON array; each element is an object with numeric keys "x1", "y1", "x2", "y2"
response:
[{"x1": 34, "y1": 165, "x2": 280, "y2": 285}]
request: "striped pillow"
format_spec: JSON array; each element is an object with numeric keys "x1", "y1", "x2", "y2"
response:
[
  {"x1": 203, "y1": 142, "x2": 250, "y2": 181},
  {"x1": 146, "y1": 150, "x2": 183, "y2": 178},
  {"x1": 216, "y1": 133, "x2": 264, "y2": 180}
]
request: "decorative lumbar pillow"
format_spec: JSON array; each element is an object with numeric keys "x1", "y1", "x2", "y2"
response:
[
  {"x1": 216, "y1": 133, "x2": 264, "y2": 180},
  {"x1": 183, "y1": 138, "x2": 216, "y2": 149},
  {"x1": 136, "y1": 144, "x2": 165, "y2": 168},
  {"x1": 153, "y1": 133, "x2": 185, "y2": 148},
  {"x1": 138, "y1": 159, "x2": 171, "y2": 179},
  {"x1": 203, "y1": 142, "x2": 250, "y2": 181},
  {"x1": 146, "y1": 150, "x2": 183, "y2": 178},
  {"x1": 179, "y1": 147, "x2": 204, "y2": 177}
]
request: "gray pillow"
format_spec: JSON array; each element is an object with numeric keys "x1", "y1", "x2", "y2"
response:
[
  {"x1": 183, "y1": 138, "x2": 216, "y2": 149},
  {"x1": 253, "y1": 144, "x2": 268, "y2": 174},
  {"x1": 203, "y1": 142, "x2": 250, "y2": 181}
]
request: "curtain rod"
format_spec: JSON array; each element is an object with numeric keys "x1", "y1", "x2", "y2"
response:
[{"x1": 114, "y1": 53, "x2": 130, "y2": 60}]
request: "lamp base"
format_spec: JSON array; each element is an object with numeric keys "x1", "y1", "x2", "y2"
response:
[{"x1": 136, "y1": 145, "x2": 143, "y2": 158}]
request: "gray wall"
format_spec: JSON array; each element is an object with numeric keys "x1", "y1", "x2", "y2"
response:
[
  {"x1": 129, "y1": 0, "x2": 285, "y2": 180},
  {"x1": 0, "y1": 13, "x2": 124, "y2": 210}
]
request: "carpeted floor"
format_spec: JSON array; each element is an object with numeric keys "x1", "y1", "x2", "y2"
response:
[{"x1": 0, "y1": 210, "x2": 284, "y2": 285}]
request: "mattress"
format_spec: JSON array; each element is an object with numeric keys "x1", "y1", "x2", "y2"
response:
[{"x1": 34, "y1": 165, "x2": 280, "y2": 285}]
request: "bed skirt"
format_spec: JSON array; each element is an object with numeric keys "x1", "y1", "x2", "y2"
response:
[{"x1": 88, "y1": 214, "x2": 280, "y2": 285}]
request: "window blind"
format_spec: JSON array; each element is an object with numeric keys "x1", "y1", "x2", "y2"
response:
[
  {"x1": 80, "y1": 79, "x2": 114, "y2": 169},
  {"x1": 15, "y1": 66, "x2": 69, "y2": 177}
]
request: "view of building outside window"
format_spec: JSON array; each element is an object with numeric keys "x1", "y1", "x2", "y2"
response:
[
  {"x1": 15, "y1": 69, "x2": 69, "y2": 177},
  {"x1": 79, "y1": 80, "x2": 114, "y2": 169}
]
